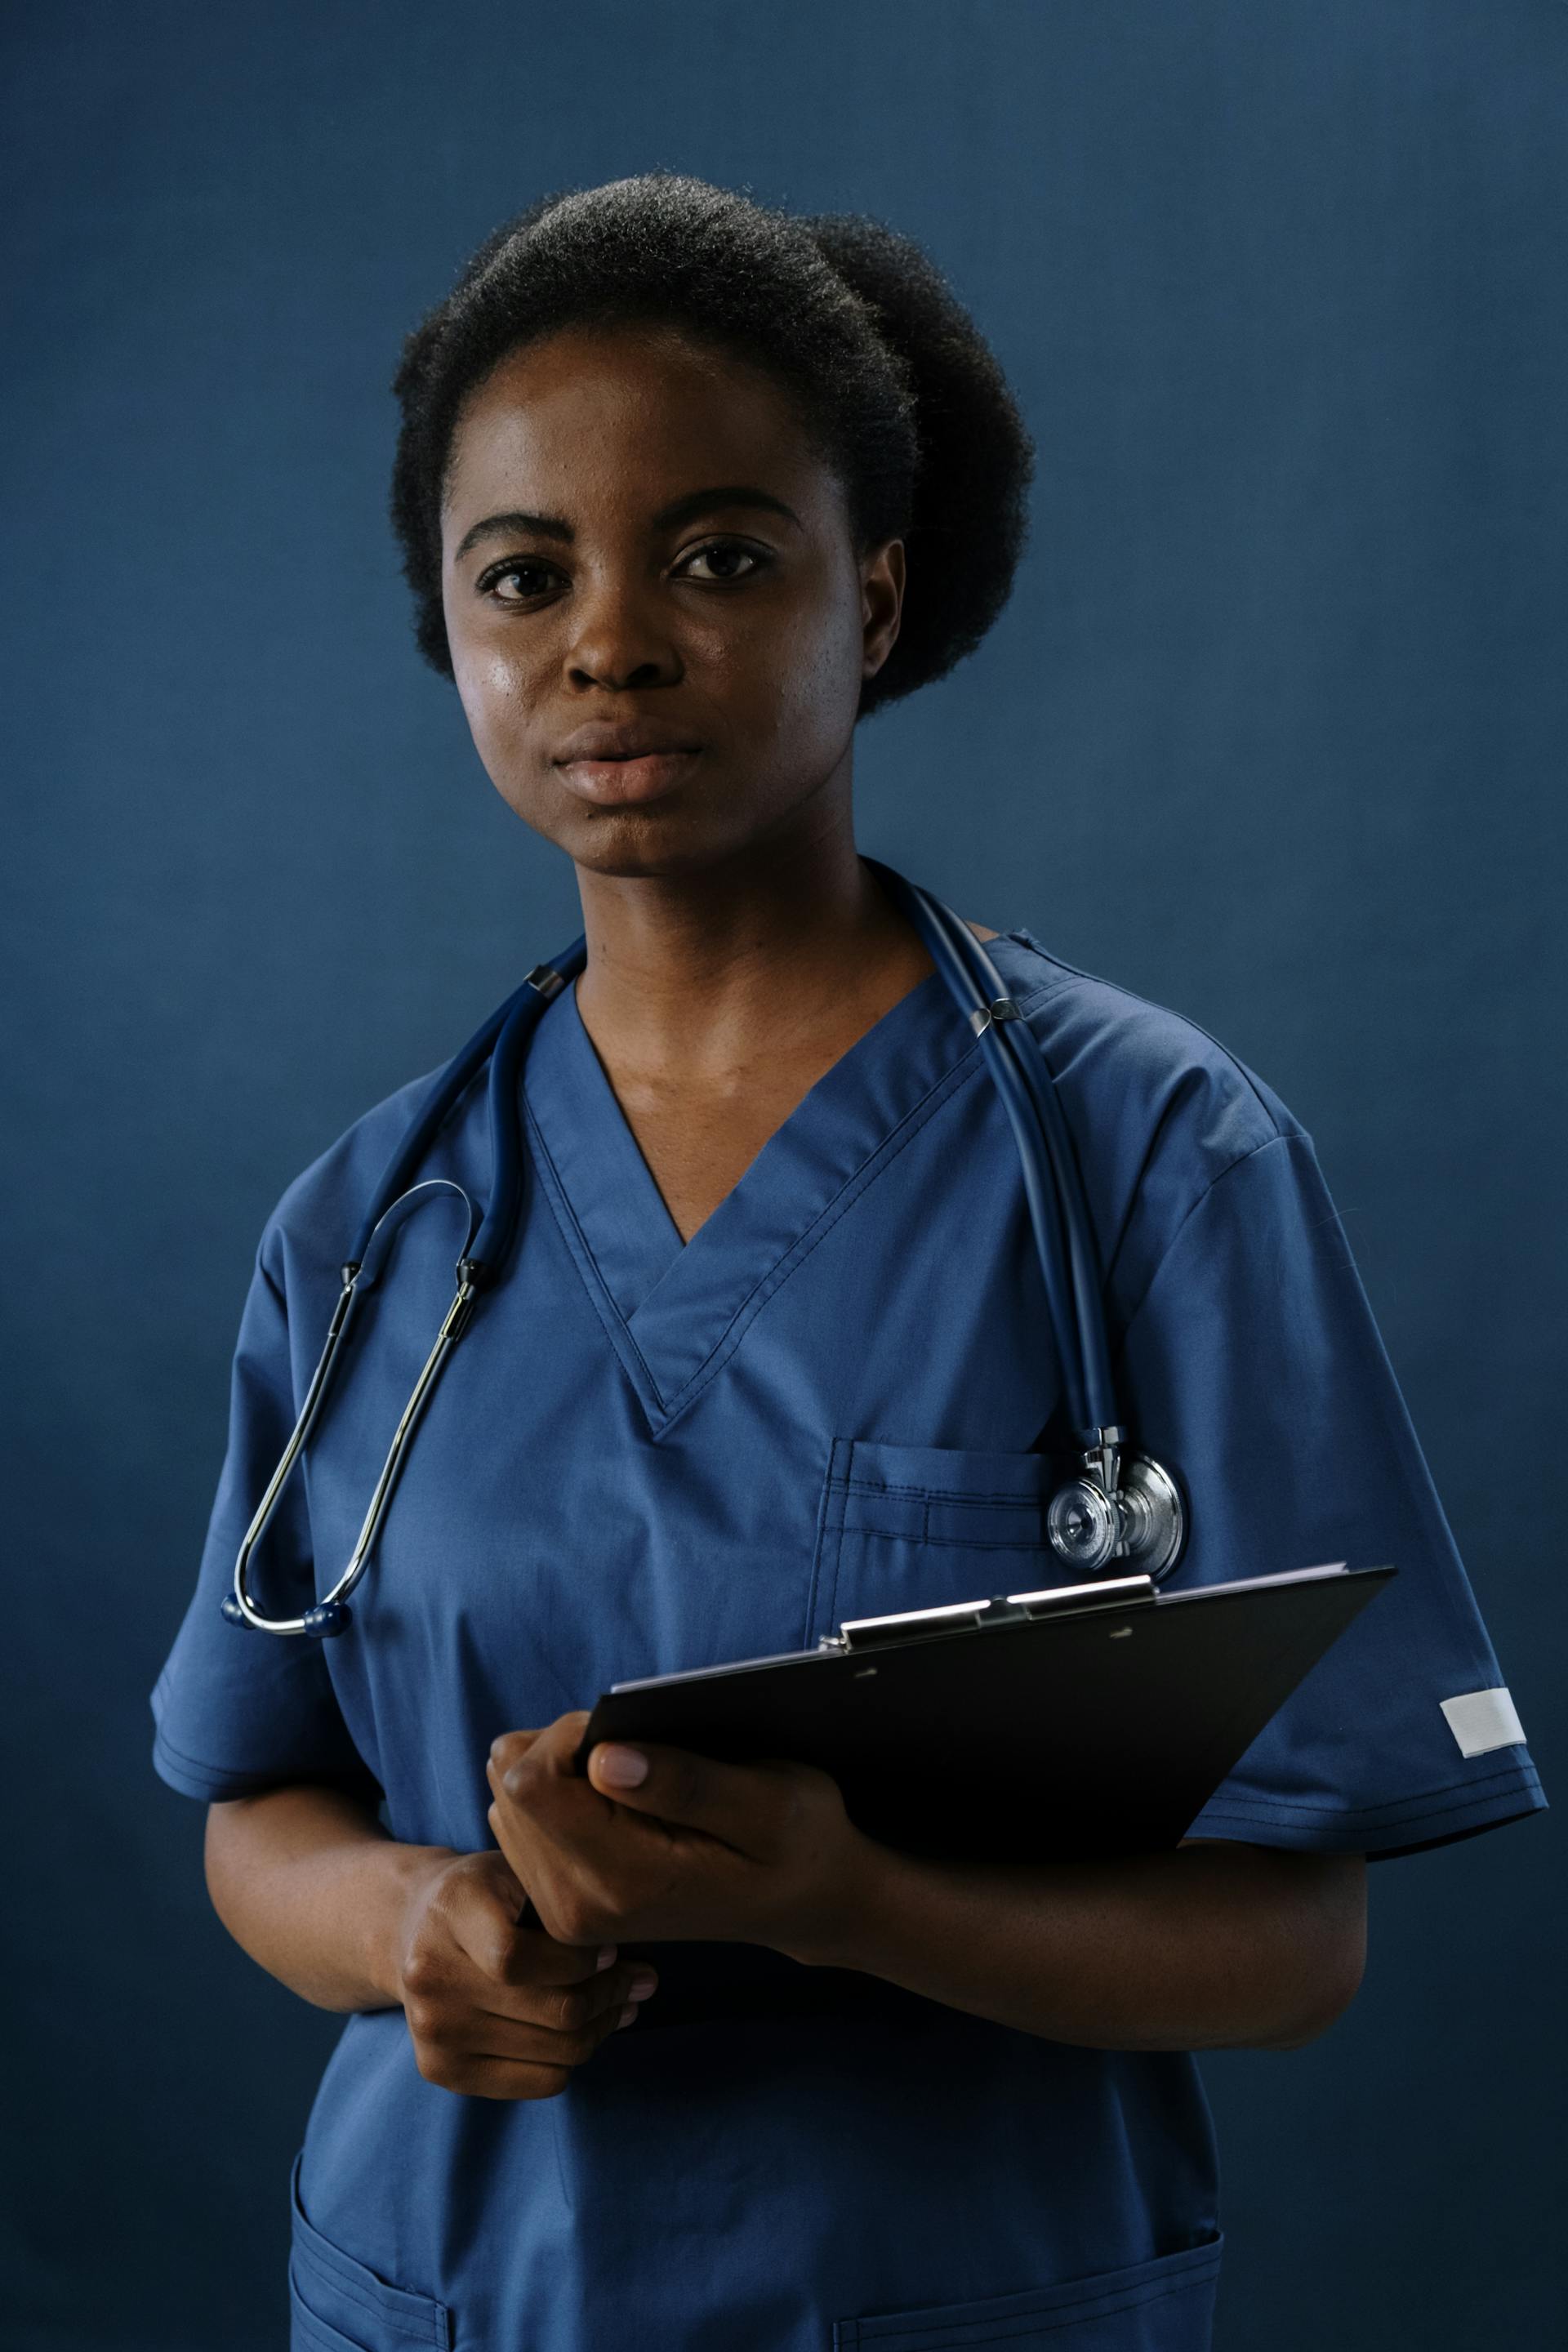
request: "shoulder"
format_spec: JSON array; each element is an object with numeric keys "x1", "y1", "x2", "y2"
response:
[
  {"x1": 996, "y1": 926, "x2": 1298, "y2": 1158},
  {"x1": 980, "y1": 928, "x2": 1313, "y2": 1304}
]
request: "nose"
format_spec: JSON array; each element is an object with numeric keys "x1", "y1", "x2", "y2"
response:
[{"x1": 564, "y1": 577, "x2": 681, "y2": 693}]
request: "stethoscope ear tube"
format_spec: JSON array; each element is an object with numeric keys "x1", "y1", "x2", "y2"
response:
[
  {"x1": 220, "y1": 1269, "x2": 363, "y2": 1635},
  {"x1": 225, "y1": 1179, "x2": 482, "y2": 1636},
  {"x1": 228, "y1": 948, "x2": 589, "y2": 1638},
  {"x1": 347, "y1": 941, "x2": 589, "y2": 1270}
]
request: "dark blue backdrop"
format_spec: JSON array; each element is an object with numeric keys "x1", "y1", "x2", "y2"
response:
[{"x1": 3, "y1": 4, "x2": 1563, "y2": 2346}]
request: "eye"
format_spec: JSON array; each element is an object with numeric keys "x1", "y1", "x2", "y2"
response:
[
  {"x1": 475, "y1": 557, "x2": 559, "y2": 604},
  {"x1": 675, "y1": 538, "x2": 768, "y2": 584}
]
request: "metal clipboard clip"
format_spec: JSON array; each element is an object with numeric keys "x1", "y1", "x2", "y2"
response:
[{"x1": 822, "y1": 1575, "x2": 1156, "y2": 1653}]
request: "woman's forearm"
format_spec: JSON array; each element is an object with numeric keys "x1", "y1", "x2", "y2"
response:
[
  {"x1": 796, "y1": 1838, "x2": 1366, "y2": 2051},
  {"x1": 203, "y1": 1784, "x2": 456, "y2": 2014}
]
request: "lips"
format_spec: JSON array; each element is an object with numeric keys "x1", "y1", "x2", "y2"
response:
[
  {"x1": 554, "y1": 721, "x2": 702, "y2": 763},
  {"x1": 555, "y1": 742, "x2": 702, "y2": 808}
]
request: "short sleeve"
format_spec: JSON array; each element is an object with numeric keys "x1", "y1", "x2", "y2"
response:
[
  {"x1": 1119, "y1": 1130, "x2": 1547, "y2": 1859},
  {"x1": 149, "y1": 1234, "x2": 381, "y2": 1805}
]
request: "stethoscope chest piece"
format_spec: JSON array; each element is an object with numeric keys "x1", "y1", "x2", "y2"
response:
[{"x1": 1046, "y1": 1450, "x2": 1186, "y2": 1579}]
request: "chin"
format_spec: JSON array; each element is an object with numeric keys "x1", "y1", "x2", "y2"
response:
[
  {"x1": 543, "y1": 786, "x2": 773, "y2": 880},
  {"x1": 564, "y1": 823, "x2": 755, "y2": 880}
]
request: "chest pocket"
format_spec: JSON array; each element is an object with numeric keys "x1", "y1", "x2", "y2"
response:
[{"x1": 808, "y1": 1438, "x2": 1061, "y2": 1648}]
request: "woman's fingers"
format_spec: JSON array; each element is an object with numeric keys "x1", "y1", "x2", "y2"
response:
[
  {"x1": 478, "y1": 1953, "x2": 657, "y2": 2034},
  {"x1": 483, "y1": 1922, "x2": 622, "y2": 1989},
  {"x1": 486, "y1": 1713, "x2": 855, "y2": 1949},
  {"x1": 448, "y1": 1862, "x2": 613, "y2": 1981},
  {"x1": 470, "y1": 1975, "x2": 654, "y2": 2059},
  {"x1": 584, "y1": 1738, "x2": 798, "y2": 1851},
  {"x1": 489, "y1": 1714, "x2": 590, "y2": 1797},
  {"x1": 448, "y1": 1873, "x2": 661, "y2": 2020}
]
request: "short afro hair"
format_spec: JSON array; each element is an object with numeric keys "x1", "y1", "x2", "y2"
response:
[{"x1": 390, "y1": 172, "x2": 1036, "y2": 719}]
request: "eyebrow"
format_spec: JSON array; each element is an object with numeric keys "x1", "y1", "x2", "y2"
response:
[{"x1": 452, "y1": 484, "x2": 803, "y2": 564}]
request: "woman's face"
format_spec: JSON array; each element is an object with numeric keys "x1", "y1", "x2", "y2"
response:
[{"x1": 439, "y1": 323, "x2": 904, "y2": 879}]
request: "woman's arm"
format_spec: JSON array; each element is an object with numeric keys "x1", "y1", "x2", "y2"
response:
[
  {"x1": 203, "y1": 1786, "x2": 659, "y2": 2097},
  {"x1": 203, "y1": 1784, "x2": 452, "y2": 2011},
  {"x1": 488, "y1": 1720, "x2": 1367, "y2": 2052},
  {"x1": 787, "y1": 1838, "x2": 1366, "y2": 2051}
]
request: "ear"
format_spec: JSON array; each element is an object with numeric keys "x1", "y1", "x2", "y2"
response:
[{"x1": 861, "y1": 537, "x2": 905, "y2": 680}]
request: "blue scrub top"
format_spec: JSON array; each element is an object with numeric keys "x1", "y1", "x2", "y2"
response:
[{"x1": 150, "y1": 903, "x2": 1545, "y2": 2352}]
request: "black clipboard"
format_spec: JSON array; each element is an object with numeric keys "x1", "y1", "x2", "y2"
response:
[{"x1": 572, "y1": 1562, "x2": 1393, "y2": 1864}]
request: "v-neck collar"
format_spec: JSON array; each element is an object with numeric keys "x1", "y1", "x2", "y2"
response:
[{"x1": 521, "y1": 927, "x2": 1054, "y2": 1435}]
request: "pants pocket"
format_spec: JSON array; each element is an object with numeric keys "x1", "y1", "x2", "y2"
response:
[
  {"x1": 288, "y1": 2150, "x2": 453, "y2": 2351},
  {"x1": 833, "y1": 2233, "x2": 1223, "y2": 2350}
]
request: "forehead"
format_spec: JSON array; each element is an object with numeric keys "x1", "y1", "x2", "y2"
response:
[{"x1": 442, "y1": 324, "x2": 831, "y2": 528}]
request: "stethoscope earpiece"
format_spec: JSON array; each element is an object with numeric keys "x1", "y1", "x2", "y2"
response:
[{"x1": 302, "y1": 1601, "x2": 353, "y2": 1639}]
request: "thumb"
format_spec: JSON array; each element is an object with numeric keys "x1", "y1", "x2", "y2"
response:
[{"x1": 457, "y1": 1850, "x2": 532, "y2": 1956}]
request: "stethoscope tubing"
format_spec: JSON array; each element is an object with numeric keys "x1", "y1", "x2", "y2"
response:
[
  {"x1": 229, "y1": 871, "x2": 1160, "y2": 1638},
  {"x1": 348, "y1": 941, "x2": 590, "y2": 1276},
  {"x1": 228, "y1": 1178, "x2": 480, "y2": 1632},
  {"x1": 229, "y1": 950, "x2": 589, "y2": 1635},
  {"x1": 932, "y1": 906, "x2": 1118, "y2": 1432},
  {"x1": 868, "y1": 862, "x2": 1117, "y2": 1438},
  {"x1": 903, "y1": 889, "x2": 1090, "y2": 1432}
]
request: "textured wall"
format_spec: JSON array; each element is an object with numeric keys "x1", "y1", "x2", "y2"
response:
[{"x1": 2, "y1": 3, "x2": 1561, "y2": 2345}]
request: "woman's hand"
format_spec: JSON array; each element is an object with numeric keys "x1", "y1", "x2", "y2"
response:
[
  {"x1": 484, "y1": 1725, "x2": 1366, "y2": 2052},
  {"x1": 485, "y1": 1713, "x2": 873, "y2": 1960},
  {"x1": 392, "y1": 1846, "x2": 659, "y2": 2098}
]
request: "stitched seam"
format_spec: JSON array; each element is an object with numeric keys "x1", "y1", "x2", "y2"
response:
[
  {"x1": 849, "y1": 1528, "x2": 1050, "y2": 1552},
  {"x1": 649, "y1": 973, "x2": 1062, "y2": 1427},
  {"x1": 997, "y1": 931, "x2": 1290, "y2": 1323},
  {"x1": 1114, "y1": 1133, "x2": 1303, "y2": 1339},
  {"x1": 294, "y1": 2264, "x2": 437, "y2": 2346},
  {"x1": 998, "y1": 937, "x2": 1287, "y2": 1137},
  {"x1": 523, "y1": 1094, "x2": 669, "y2": 1416},
  {"x1": 154, "y1": 1725, "x2": 271, "y2": 1779},
  {"x1": 849, "y1": 2254, "x2": 1220, "y2": 2344},
  {"x1": 1196, "y1": 1761, "x2": 1535, "y2": 1818},
  {"x1": 153, "y1": 1748, "x2": 238, "y2": 1797},
  {"x1": 153, "y1": 1722, "x2": 376, "y2": 1792},
  {"x1": 802, "y1": 1442, "x2": 842, "y2": 1650},
  {"x1": 653, "y1": 1048, "x2": 998, "y2": 1428},
  {"x1": 292, "y1": 2237, "x2": 448, "y2": 2345},
  {"x1": 288, "y1": 2295, "x2": 359, "y2": 2352},
  {"x1": 844, "y1": 1481, "x2": 1041, "y2": 1500},
  {"x1": 841, "y1": 1477, "x2": 1048, "y2": 1505},
  {"x1": 818, "y1": 1456, "x2": 853, "y2": 1642},
  {"x1": 1196, "y1": 1781, "x2": 1541, "y2": 1836},
  {"x1": 667, "y1": 1048, "x2": 987, "y2": 1387},
  {"x1": 154, "y1": 1725, "x2": 234, "y2": 1773},
  {"x1": 1207, "y1": 1784, "x2": 1542, "y2": 1831}
]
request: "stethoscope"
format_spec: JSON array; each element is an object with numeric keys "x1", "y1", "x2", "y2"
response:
[{"x1": 222, "y1": 859, "x2": 1185, "y2": 1638}]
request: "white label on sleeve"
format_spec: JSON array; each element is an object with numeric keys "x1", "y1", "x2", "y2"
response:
[{"x1": 1440, "y1": 1687, "x2": 1526, "y2": 1758}]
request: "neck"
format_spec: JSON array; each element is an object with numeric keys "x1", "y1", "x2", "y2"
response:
[{"x1": 569, "y1": 807, "x2": 933, "y2": 1085}]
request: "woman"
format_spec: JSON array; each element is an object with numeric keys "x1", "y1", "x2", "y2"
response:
[{"x1": 150, "y1": 174, "x2": 1544, "y2": 2352}]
